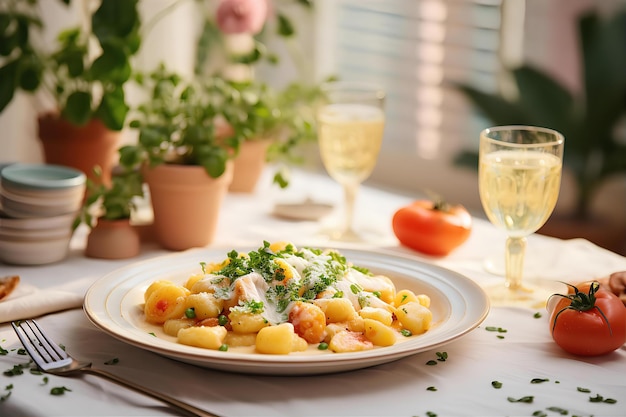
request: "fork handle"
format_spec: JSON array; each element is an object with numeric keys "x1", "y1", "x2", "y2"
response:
[{"x1": 82, "y1": 367, "x2": 220, "y2": 417}]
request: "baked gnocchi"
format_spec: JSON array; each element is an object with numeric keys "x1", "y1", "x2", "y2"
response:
[{"x1": 143, "y1": 242, "x2": 433, "y2": 354}]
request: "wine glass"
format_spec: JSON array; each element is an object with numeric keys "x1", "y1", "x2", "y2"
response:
[
  {"x1": 316, "y1": 81, "x2": 385, "y2": 241},
  {"x1": 479, "y1": 125, "x2": 565, "y2": 307}
]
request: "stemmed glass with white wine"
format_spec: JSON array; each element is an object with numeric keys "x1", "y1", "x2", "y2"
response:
[
  {"x1": 479, "y1": 125, "x2": 565, "y2": 307},
  {"x1": 317, "y1": 81, "x2": 385, "y2": 241}
]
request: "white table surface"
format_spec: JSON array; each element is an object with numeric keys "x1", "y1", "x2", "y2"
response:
[{"x1": 1, "y1": 168, "x2": 626, "y2": 417}]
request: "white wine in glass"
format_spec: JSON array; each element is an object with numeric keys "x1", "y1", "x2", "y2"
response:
[
  {"x1": 317, "y1": 82, "x2": 385, "y2": 241},
  {"x1": 479, "y1": 126, "x2": 564, "y2": 307}
]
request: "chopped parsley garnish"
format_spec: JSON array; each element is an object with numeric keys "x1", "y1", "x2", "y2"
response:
[
  {"x1": 233, "y1": 300, "x2": 264, "y2": 314},
  {"x1": 50, "y1": 386, "x2": 71, "y2": 396},
  {"x1": 351, "y1": 265, "x2": 372, "y2": 275},
  {"x1": 530, "y1": 378, "x2": 549, "y2": 384},
  {"x1": 507, "y1": 396, "x2": 534, "y2": 403},
  {"x1": 485, "y1": 326, "x2": 507, "y2": 333},
  {"x1": 350, "y1": 284, "x2": 362, "y2": 294},
  {"x1": 3, "y1": 364, "x2": 27, "y2": 376},
  {"x1": 545, "y1": 407, "x2": 568, "y2": 415}
]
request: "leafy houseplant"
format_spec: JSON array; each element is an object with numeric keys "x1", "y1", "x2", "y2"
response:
[
  {"x1": 0, "y1": 0, "x2": 141, "y2": 186},
  {"x1": 119, "y1": 64, "x2": 242, "y2": 178},
  {"x1": 454, "y1": 9, "x2": 626, "y2": 222},
  {"x1": 75, "y1": 166, "x2": 144, "y2": 229},
  {"x1": 195, "y1": 0, "x2": 320, "y2": 188},
  {"x1": 76, "y1": 165, "x2": 144, "y2": 259},
  {"x1": 222, "y1": 79, "x2": 323, "y2": 189},
  {"x1": 118, "y1": 65, "x2": 248, "y2": 251},
  {"x1": 0, "y1": 0, "x2": 141, "y2": 129}
]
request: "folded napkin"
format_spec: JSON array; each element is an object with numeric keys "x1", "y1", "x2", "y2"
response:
[{"x1": 0, "y1": 278, "x2": 91, "y2": 323}]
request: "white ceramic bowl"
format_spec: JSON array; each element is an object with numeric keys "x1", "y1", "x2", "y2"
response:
[
  {"x1": 0, "y1": 210, "x2": 76, "y2": 230},
  {"x1": 0, "y1": 163, "x2": 86, "y2": 191},
  {"x1": 0, "y1": 188, "x2": 83, "y2": 218},
  {"x1": 0, "y1": 224, "x2": 72, "y2": 241},
  {"x1": 0, "y1": 163, "x2": 85, "y2": 218},
  {"x1": 0, "y1": 233, "x2": 72, "y2": 265}
]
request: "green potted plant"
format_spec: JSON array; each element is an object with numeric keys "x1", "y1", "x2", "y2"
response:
[
  {"x1": 0, "y1": 0, "x2": 141, "y2": 185},
  {"x1": 76, "y1": 165, "x2": 144, "y2": 259},
  {"x1": 223, "y1": 79, "x2": 322, "y2": 192},
  {"x1": 194, "y1": 0, "x2": 320, "y2": 191},
  {"x1": 119, "y1": 64, "x2": 243, "y2": 251},
  {"x1": 454, "y1": 9, "x2": 626, "y2": 253}
]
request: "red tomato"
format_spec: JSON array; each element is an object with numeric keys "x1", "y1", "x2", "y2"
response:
[
  {"x1": 392, "y1": 200, "x2": 472, "y2": 256},
  {"x1": 547, "y1": 281, "x2": 626, "y2": 356}
]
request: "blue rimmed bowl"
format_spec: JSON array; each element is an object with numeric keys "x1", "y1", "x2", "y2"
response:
[{"x1": 0, "y1": 163, "x2": 86, "y2": 218}]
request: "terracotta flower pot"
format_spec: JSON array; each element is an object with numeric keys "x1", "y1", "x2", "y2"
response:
[
  {"x1": 143, "y1": 162, "x2": 234, "y2": 251},
  {"x1": 37, "y1": 112, "x2": 120, "y2": 186},
  {"x1": 85, "y1": 218, "x2": 141, "y2": 259},
  {"x1": 229, "y1": 138, "x2": 272, "y2": 193}
]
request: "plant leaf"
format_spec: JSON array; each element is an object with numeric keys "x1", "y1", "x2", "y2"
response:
[
  {"x1": 513, "y1": 65, "x2": 575, "y2": 135},
  {"x1": 0, "y1": 61, "x2": 18, "y2": 112},
  {"x1": 63, "y1": 91, "x2": 92, "y2": 125},
  {"x1": 95, "y1": 87, "x2": 128, "y2": 131},
  {"x1": 455, "y1": 83, "x2": 533, "y2": 126}
]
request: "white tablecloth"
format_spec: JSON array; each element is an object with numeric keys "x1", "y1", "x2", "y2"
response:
[{"x1": 1, "y1": 168, "x2": 626, "y2": 417}]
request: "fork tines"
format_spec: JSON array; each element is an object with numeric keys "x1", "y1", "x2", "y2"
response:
[{"x1": 11, "y1": 320, "x2": 73, "y2": 371}]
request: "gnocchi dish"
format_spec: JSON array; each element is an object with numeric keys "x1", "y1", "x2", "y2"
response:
[{"x1": 142, "y1": 242, "x2": 433, "y2": 354}]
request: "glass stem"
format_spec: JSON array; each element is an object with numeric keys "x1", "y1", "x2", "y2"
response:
[
  {"x1": 504, "y1": 236, "x2": 526, "y2": 290},
  {"x1": 342, "y1": 183, "x2": 358, "y2": 235}
]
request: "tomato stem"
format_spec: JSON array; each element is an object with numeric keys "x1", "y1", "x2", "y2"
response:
[{"x1": 550, "y1": 281, "x2": 613, "y2": 336}]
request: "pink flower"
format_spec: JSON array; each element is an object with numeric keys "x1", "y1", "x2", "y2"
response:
[{"x1": 216, "y1": 0, "x2": 269, "y2": 35}]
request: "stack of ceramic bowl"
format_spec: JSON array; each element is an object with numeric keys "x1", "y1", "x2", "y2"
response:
[{"x1": 0, "y1": 163, "x2": 86, "y2": 265}]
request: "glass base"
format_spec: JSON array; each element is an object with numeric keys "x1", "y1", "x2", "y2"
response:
[
  {"x1": 319, "y1": 226, "x2": 370, "y2": 244},
  {"x1": 483, "y1": 279, "x2": 567, "y2": 309},
  {"x1": 483, "y1": 247, "x2": 554, "y2": 278}
]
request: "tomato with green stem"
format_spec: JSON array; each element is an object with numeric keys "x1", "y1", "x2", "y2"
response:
[{"x1": 547, "y1": 281, "x2": 626, "y2": 356}]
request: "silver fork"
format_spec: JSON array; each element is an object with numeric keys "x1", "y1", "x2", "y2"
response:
[{"x1": 11, "y1": 320, "x2": 220, "y2": 417}]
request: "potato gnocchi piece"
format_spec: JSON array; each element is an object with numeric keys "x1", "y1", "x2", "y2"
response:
[
  {"x1": 313, "y1": 297, "x2": 357, "y2": 323},
  {"x1": 224, "y1": 332, "x2": 257, "y2": 347},
  {"x1": 184, "y1": 274, "x2": 205, "y2": 291},
  {"x1": 144, "y1": 284, "x2": 190, "y2": 324},
  {"x1": 394, "y1": 289, "x2": 418, "y2": 307},
  {"x1": 329, "y1": 330, "x2": 374, "y2": 353},
  {"x1": 163, "y1": 318, "x2": 195, "y2": 337},
  {"x1": 144, "y1": 280, "x2": 175, "y2": 302},
  {"x1": 359, "y1": 306, "x2": 393, "y2": 326},
  {"x1": 417, "y1": 294, "x2": 431, "y2": 308},
  {"x1": 178, "y1": 325, "x2": 227, "y2": 350},
  {"x1": 185, "y1": 292, "x2": 223, "y2": 320},
  {"x1": 256, "y1": 323, "x2": 303, "y2": 354},
  {"x1": 395, "y1": 301, "x2": 432, "y2": 335},
  {"x1": 229, "y1": 310, "x2": 269, "y2": 334},
  {"x1": 363, "y1": 318, "x2": 397, "y2": 347}
]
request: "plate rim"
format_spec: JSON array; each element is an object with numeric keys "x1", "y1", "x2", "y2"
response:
[{"x1": 84, "y1": 246, "x2": 490, "y2": 374}]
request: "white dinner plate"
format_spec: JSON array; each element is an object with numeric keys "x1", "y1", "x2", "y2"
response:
[{"x1": 84, "y1": 246, "x2": 490, "y2": 375}]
